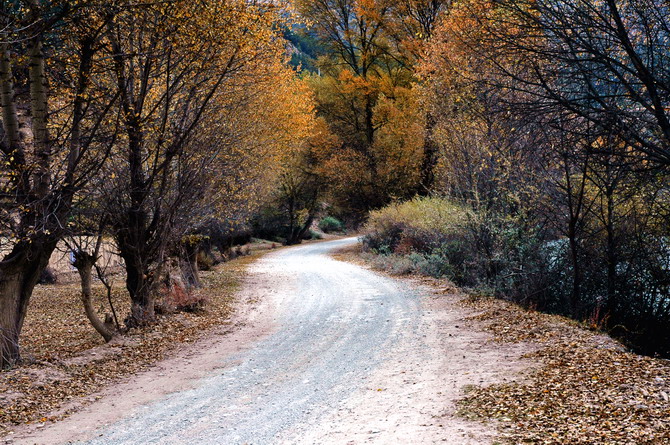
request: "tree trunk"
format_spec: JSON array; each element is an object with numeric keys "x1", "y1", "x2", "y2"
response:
[
  {"x1": 0, "y1": 241, "x2": 55, "y2": 368},
  {"x1": 287, "y1": 214, "x2": 314, "y2": 245},
  {"x1": 179, "y1": 242, "x2": 201, "y2": 289},
  {"x1": 0, "y1": 42, "x2": 29, "y2": 196},
  {"x1": 117, "y1": 236, "x2": 156, "y2": 328},
  {"x1": 73, "y1": 251, "x2": 115, "y2": 342},
  {"x1": 29, "y1": 38, "x2": 50, "y2": 199},
  {"x1": 418, "y1": 112, "x2": 439, "y2": 196},
  {"x1": 0, "y1": 43, "x2": 21, "y2": 152},
  {"x1": 605, "y1": 187, "x2": 617, "y2": 318},
  {"x1": 567, "y1": 222, "x2": 582, "y2": 318},
  {"x1": 286, "y1": 195, "x2": 301, "y2": 245}
]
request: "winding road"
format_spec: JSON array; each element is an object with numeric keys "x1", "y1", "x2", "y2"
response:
[{"x1": 16, "y1": 237, "x2": 513, "y2": 444}]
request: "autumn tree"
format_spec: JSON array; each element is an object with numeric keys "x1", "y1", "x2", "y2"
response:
[
  {"x1": 0, "y1": 1, "x2": 119, "y2": 367},
  {"x1": 385, "y1": 0, "x2": 451, "y2": 194},
  {"x1": 416, "y1": 0, "x2": 670, "y2": 354},
  {"x1": 183, "y1": 64, "x2": 318, "y2": 274},
  {"x1": 265, "y1": 116, "x2": 337, "y2": 244},
  {"x1": 296, "y1": 0, "x2": 429, "y2": 217},
  {"x1": 94, "y1": 0, "x2": 301, "y2": 326},
  {"x1": 461, "y1": 0, "x2": 670, "y2": 167}
]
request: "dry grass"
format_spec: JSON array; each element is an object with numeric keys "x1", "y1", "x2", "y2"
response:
[
  {"x1": 329, "y1": 242, "x2": 365, "y2": 264},
  {"x1": 0, "y1": 240, "x2": 277, "y2": 436}
]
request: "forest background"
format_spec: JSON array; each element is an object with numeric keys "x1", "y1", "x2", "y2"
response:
[{"x1": 1, "y1": 0, "x2": 670, "y2": 370}]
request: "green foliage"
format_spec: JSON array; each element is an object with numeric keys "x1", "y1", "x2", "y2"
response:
[
  {"x1": 318, "y1": 216, "x2": 344, "y2": 233},
  {"x1": 308, "y1": 230, "x2": 323, "y2": 240}
]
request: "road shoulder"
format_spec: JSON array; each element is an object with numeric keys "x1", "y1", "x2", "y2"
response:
[
  {"x1": 333, "y1": 243, "x2": 670, "y2": 443},
  {"x1": 296, "y1": 245, "x2": 538, "y2": 444}
]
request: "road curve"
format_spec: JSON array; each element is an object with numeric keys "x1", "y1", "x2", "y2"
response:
[{"x1": 86, "y1": 237, "x2": 425, "y2": 444}]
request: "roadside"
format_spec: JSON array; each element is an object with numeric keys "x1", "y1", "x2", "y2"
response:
[
  {"x1": 9, "y1": 237, "x2": 529, "y2": 445},
  {"x1": 0, "y1": 239, "x2": 279, "y2": 440},
  {"x1": 337, "y1": 243, "x2": 670, "y2": 444}
]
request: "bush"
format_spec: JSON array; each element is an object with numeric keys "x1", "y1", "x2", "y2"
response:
[
  {"x1": 407, "y1": 252, "x2": 454, "y2": 278},
  {"x1": 196, "y1": 250, "x2": 214, "y2": 271},
  {"x1": 363, "y1": 197, "x2": 467, "y2": 253},
  {"x1": 361, "y1": 196, "x2": 545, "y2": 295},
  {"x1": 361, "y1": 195, "x2": 670, "y2": 357},
  {"x1": 39, "y1": 267, "x2": 58, "y2": 285},
  {"x1": 318, "y1": 216, "x2": 344, "y2": 233}
]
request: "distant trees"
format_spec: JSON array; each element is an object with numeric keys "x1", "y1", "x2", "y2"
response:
[
  {"x1": 252, "y1": 116, "x2": 336, "y2": 245},
  {"x1": 296, "y1": 0, "x2": 451, "y2": 218}
]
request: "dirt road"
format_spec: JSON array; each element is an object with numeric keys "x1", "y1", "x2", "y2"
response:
[{"x1": 15, "y1": 237, "x2": 528, "y2": 444}]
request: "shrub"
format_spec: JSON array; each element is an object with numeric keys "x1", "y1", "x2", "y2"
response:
[
  {"x1": 196, "y1": 250, "x2": 214, "y2": 271},
  {"x1": 362, "y1": 196, "x2": 545, "y2": 296},
  {"x1": 407, "y1": 252, "x2": 454, "y2": 278},
  {"x1": 38, "y1": 267, "x2": 58, "y2": 285},
  {"x1": 363, "y1": 197, "x2": 468, "y2": 253},
  {"x1": 366, "y1": 253, "x2": 414, "y2": 275},
  {"x1": 318, "y1": 216, "x2": 344, "y2": 233}
]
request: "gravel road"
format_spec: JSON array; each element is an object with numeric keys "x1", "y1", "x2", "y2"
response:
[
  {"x1": 15, "y1": 237, "x2": 521, "y2": 445},
  {"x1": 85, "y1": 237, "x2": 424, "y2": 444}
]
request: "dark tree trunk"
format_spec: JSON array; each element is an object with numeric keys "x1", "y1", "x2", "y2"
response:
[
  {"x1": 567, "y1": 222, "x2": 582, "y2": 318},
  {"x1": 179, "y1": 241, "x2": 201, "y2": 289},
  {"x1": 0, "y1": 240, "x2": 56, "y2": 368},
  {"x1": 604, "y1": 187, "x2": 617, "y2": 318},
  {"x1": 418, "y1": 112, "x2": 439, "y2": 196},
  {"x1": 287, "y1": 214, "x2": 315, "y2": 245},
  {"x1": 117, "y1": 231, "x2": 156, "y2": 328}
]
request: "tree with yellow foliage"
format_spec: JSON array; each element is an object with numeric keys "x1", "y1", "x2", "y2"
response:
[{"x1": 95, "y1": 0, "x2": 312, "y2": 326}]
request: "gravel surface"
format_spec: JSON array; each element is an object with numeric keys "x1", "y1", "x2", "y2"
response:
[
  {"x1": 14, "y1": 237, "x2": 524, "y2": 445},
  {"x1": 86, "y1": 238, "x2": 422, "y2": 444}
]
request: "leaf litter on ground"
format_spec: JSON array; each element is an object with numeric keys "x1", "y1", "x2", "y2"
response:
[
  {"x1": 457, "y1": 296, "x2": 670, "y2": 444},
  {"x1": 0, "y1": 241, "x2": 277, "y2": 437}
]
